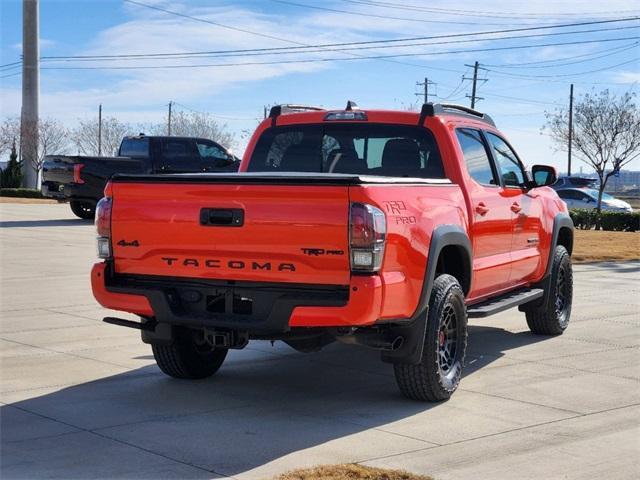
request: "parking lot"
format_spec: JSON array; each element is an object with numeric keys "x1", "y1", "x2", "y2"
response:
[{"x1": 1, "y1": 202, "x2": 639, "y2": 480}]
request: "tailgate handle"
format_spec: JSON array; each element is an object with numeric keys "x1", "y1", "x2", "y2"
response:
[{"x1": 200, "y1": 208, "x2": 244, "y2": 227}]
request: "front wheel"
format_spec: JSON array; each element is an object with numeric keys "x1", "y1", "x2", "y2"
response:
[
  {"x1": 393, "y1": 274, "x2": 467, "y2": 402},
  {"x1": 152, "y1": 328, "x2": 228, "y2": 379},
  {"x1": 525, "y1": 245, "x2": 573, "y2": 335},
  {"x1": 70, "y1": 200, "x2": 95, "y2": 219}
]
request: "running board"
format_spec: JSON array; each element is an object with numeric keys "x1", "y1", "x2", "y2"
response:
[
  {"x1": 467, "y1": 288, "x2": 544, "y2": 318},
  {"x1": 103, "y1": 316, "x2": 156, "y2": 331}
]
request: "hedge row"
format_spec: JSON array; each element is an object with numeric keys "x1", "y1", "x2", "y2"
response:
[
  {"x1": 570, "y1": 208, "x2": 639, "y2": 232},
  {"x1": 0, "y1": 188, "x2": 45, "y2": 198}
]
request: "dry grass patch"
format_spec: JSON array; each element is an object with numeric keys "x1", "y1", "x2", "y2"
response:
[
  {"x1": 573, "y1": 230, "x2": 640, "y2": 263},
  {"x1": 275, "y1": 464, "x2": 433, "y2": 480}
]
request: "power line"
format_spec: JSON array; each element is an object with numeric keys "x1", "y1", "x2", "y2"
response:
[
  {"x1": 173, "y1": 102, "x2": 260, "y2": 121},
  {"x1": 487, "y1": 57, "x2": 639, "y2": 79},
  {"x1": 99, "y1": 7, "x2": 640, "y2": 56},
  {"x1": 480, "y1": 91, "x2": 562, "y2": 106},
  {"x1": 271, "y1": 0, "x2": 523, "y2": 26},
  {"x1": 338, "y1": 0, "x2": 640, "y2": 20},
  {"x1": 118, "y1": 0, "x2": 465, "y2": 73},
  {"x1": 39, "y1": 25, "x2": 640, "y2": 62},
  {"x1": 123, "y1": 0, "x2": 307, "y2": 46},
  {"x1": 0, "y1": 60, "x2": 23, "y2": 69},
  {"x1": 484, "y1": 41, "x2": 639, "y2": 68},
  {"x1": 0, "y1": 71, "x2": 22, "y2": 79},
  {"x1": 39, "y1": 36, "x2": 640, "y2": 71}
]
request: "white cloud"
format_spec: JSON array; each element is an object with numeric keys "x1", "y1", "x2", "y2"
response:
[{"x1": 612, "y1": 71, "x2": 640, "y2": 83}]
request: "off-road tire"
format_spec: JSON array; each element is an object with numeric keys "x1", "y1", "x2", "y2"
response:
[
  {"x1": 152, "y1": 328, "x2": 228, "y2": 379},
  {"x1": 525, "y1": 245, "x2": 573, "y2": 335},
  {"x1": 394, "y1": 274, "x2": 467, "y2": 402},
  {"x1": 70, "y1": 200, "x2": 95, "y2": 220}
]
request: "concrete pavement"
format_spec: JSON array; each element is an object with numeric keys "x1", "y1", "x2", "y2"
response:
[{"x1": 1, "y1": 202, "x2": 639, "y2": 479}]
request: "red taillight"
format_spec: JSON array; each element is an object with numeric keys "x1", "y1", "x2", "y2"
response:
[
  {"x1": 73, "y1": 163, "x2": 85, "y2": 184},
  {"x1": 95, "y1": 196, "x2": 112, "y2": 258},
  {"x1": 349, "y1": 203, "x2": 386, "y2": 272}
]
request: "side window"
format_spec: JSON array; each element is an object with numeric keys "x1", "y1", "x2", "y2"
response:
[
  {"x1": 159, "y1": 139, "x2": 200, "y2": 172},
  {"x1": 456, "y1": 128, "x2": 498, "y2": 186},
  {"x1": 485, "y1": 133, "x2": 525, "y2": 188},
  {"x1": 195, "y1": 139, "x2": 232, "y2": 169}
]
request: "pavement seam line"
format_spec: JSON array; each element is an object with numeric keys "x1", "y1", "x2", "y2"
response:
[
  {"x1": 357, "y1": 402, "x2": 640, "y2": 466},
  {"x1": 4, "y1": 402, "x2": 236, "y2": 478},
  {"x1": 0, "y1": 336, "x2": 137, "y2": 370}
]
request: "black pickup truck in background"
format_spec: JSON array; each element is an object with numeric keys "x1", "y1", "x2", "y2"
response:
[{"x1": 42, "y1": 135, "x2": 239, "y2": 219}]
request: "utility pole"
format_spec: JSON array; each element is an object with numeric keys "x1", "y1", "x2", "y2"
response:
[
  {"x1": 464, "y1": 61, "x2": 488, "y2": 109},
  {"x1": 263, "y1": 105, "x2": 268, "y2": 119},
  {"x1": 167, "y1": 101, "x2": 172, "y2": 136},
  {"x1": 98, "y1": 104, "x2": 102, "y2": 156},
  {"x1": 21, "y1": 0, "x2": 39, "y2": 188},
  {"x1": 415, "y1": 77, "x2": 436, "y2": 103},
  {"x1": 568, "y1": 84, "x2": 574, "y2": 177}
]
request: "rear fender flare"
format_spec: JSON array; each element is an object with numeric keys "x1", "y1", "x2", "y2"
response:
[{"x1": 382, "y1": 225, "x2": 472, "y2": 364}]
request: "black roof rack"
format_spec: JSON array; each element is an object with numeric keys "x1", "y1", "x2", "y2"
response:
[{"x1": 419, "y1": 102, "x2": 496, "y2": 127}]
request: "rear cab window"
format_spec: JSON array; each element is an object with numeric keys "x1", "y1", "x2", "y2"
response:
[
  {"x1": 119, "y1": 137, "x2": 150, "y2": 158},
  {"x1": 247, "y1": 123, "x2": 446, "y2": 179}
]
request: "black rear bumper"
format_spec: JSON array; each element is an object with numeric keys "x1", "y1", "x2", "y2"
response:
[
  {"x1": 41, "y1": 181, "x2": 99, "y2": 203},
  {"x1": 105, "y1": 269, "x2": 349, "y2": 334}
]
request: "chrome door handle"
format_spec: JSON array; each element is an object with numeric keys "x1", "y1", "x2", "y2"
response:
[{"x1": 511, "y1": 202, "x2": 522, "y2": 213}]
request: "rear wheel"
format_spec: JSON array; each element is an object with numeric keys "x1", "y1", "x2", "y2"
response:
[
  {"x1": 393, "y1": 274, "x2": 467, "y2": 402},
  {"x1": 70, "y1": 200, "x2": 95, "y2": 219},
  {"x1": 152, "y1": 328, "x2": 228, "y2": 379},
  {"x1": 525, "y1": 245, "x2": 573, "y2": 335}
]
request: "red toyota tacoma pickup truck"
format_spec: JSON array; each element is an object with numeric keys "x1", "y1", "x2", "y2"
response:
[{"x1": 91, "y1": 102, "x2": 574, "y2": 402}]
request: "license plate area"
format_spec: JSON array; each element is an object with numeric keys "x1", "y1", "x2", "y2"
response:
[{"x1": 206, "y1": 289, "x2": 253, "y2": 315}]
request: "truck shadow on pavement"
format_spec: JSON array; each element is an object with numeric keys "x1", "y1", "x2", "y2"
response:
[
  {"x1": 0, "y1": 218, "x2": 93, "y2": 228},
  {"x1": 1, "y1": 324, "x2": 548, "y2": 478}
]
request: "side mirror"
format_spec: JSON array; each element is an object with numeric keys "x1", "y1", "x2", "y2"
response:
[{"x1": 531, "y1": 165, "x2": 557, "y2": 187}]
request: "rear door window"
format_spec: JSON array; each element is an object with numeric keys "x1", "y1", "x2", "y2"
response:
[
  {"x1": 248, "y1": 124, "x2": 445, "y2": 179},
  {"x1": 159, "y1": 138, "x2": 201, "y2": 173}
]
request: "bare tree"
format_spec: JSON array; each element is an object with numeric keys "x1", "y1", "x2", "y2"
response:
[
  {"x1": 70, "y1": 116, "x2": 133, "y2": 156},
  {"x1": 0, "y1": 117, "x2": 21, "y2": 158},
  {"x1": 1, "y1": 116, "x2": 69, "y2": 186},
  {"x1": 35, "y1": 118, "x2": 70, "y2": 175},
  {"x1": 149, "y1": 111, "x2": 236, "y2": 149},
  {"x1": 545, "y1": 90, "x2": 640, "y2": 214}
]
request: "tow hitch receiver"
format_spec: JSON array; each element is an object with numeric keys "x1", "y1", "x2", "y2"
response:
[{"x1": 204, "y1": 329, "x2": 249, "y2": 349}]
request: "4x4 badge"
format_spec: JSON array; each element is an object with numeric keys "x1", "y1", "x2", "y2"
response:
[{"x1": 117, "y1": 239, "x2": 140, "y2": 247}]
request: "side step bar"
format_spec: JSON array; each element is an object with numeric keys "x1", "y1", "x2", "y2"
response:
[
  {"x1": 467, "y1": 288, "x2": 544, "y2": 318},
  {"x1": 103, "y1": 316, "x2": 156, "y2": 331}
]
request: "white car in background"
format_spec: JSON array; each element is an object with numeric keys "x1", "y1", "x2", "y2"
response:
[{"x1": 556, "y1": 188, "x2": 633, "y2": 212}]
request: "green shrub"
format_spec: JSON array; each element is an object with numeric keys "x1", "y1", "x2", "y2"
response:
[
  {"x1": 0, "y1": 143, "x2": 23, "y2": 188},
  {"x1": 569, "y1": 209, "x2": 598, "y2": 230},
  {"x1": 0, "y1": 188, "x2": 44, "y2": 198},
  {"x1": 569, "y1": 208, "x2": 639, "y2": 232},
  {"x1": 599, "y1": 210, "x2": 640, "y2": 232}
]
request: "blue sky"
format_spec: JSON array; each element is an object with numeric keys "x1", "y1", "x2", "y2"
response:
[{"x1": 1, "y1": 0, "x2": 638, "y2": 171}]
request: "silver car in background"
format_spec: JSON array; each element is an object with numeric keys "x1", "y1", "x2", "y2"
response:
[{"x1": 556, "y1": 188, "x2": 633, "y2": 212}]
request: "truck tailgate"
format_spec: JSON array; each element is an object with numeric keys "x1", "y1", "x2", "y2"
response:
[{"x1": 110, "y1": 179, "x2": 351, "y2": 285}]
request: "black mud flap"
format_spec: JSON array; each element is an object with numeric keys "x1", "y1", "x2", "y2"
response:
[{"x1": 380, "y1": 307, "x2": 428, "y2": 365}]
